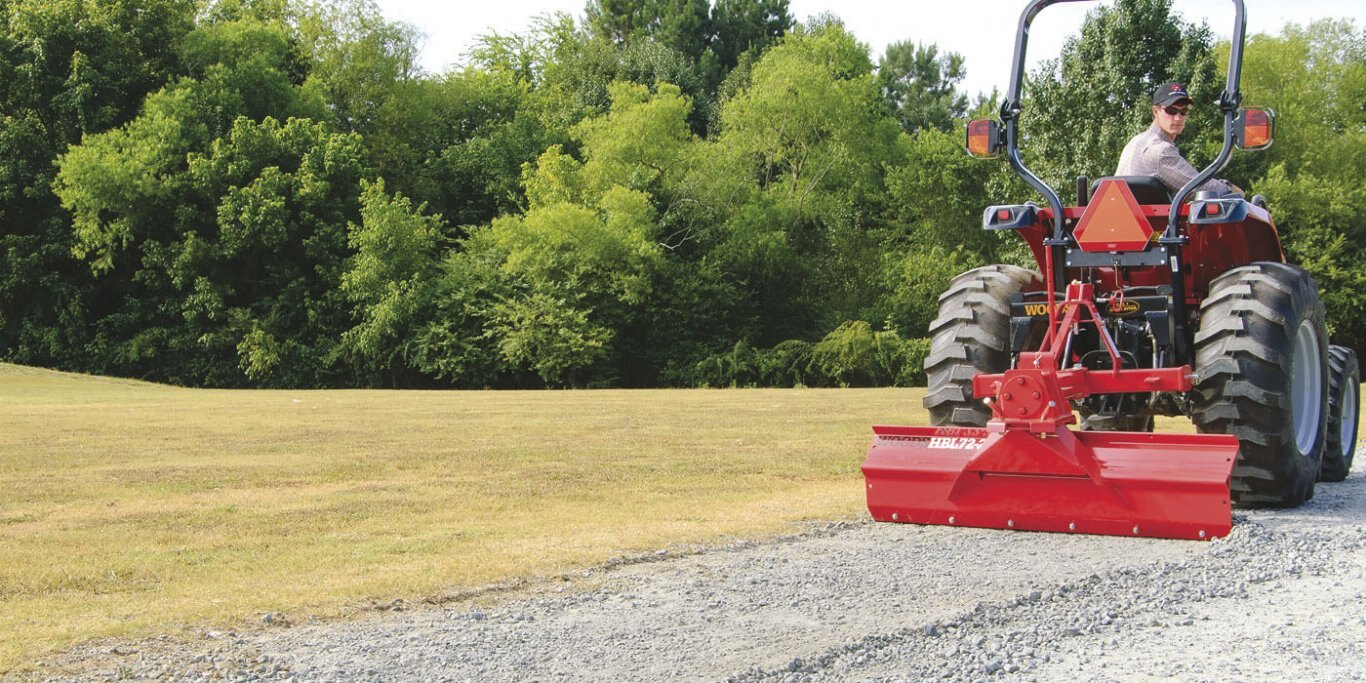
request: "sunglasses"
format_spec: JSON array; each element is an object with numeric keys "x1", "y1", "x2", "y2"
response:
[{"x1": 1162, "y1": 105, "x2": 1190, "y2": 117}]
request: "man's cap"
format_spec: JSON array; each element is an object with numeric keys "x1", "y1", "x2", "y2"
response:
[{"x1": 1153, "y1": 82, "x2": 1192, "y2": 107}]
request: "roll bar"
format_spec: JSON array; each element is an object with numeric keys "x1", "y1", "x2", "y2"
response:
[{"x1": 998, "y1": 0, "x2": 1247, "y2": 243}]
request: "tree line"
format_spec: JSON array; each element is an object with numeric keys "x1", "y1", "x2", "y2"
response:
[{"x1": 1, "y1": 0, "x2": 1361, "y2": 388}]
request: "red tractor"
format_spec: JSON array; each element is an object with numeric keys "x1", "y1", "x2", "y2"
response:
[{"x1": 862, "y1": 0, "x2": 1359, "y2": 540}]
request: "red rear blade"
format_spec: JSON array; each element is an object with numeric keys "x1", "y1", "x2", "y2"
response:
[{"x1": 862, "y1": 425, "x2": 1239, "y2": 540}]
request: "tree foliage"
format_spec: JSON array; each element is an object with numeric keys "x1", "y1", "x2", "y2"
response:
[
  {"x1": 710, "y1": 0, "x2": 792, "y2": 71},
  {"x1": 1235, "y1": 21, "x2": 1366, "y2": 343},
  {"x1": 50, "y1": 9, "x2": 359, "y2": 386},
  {"x1": 878, "y1": 41, "x2": 968, "y2": 134},
  {"x1": 338, "y1": 179, "x2": 443, "y2": 385},
  {"x1": 0, "y1": 0, "x2": 195, "y2": 367},
  {"x1": 0, "y1": 0, "x2": 1360, "y2": 388}
]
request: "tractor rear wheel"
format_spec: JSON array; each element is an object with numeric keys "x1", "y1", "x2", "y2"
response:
[
  {"x1": 1191, "y1": 262, "x2": 1329, "y2": 507},
  {"x1": 1319, "y1": 345, "x2": 1359, "y2": 482},
  {"x1": 923, "y1": 265, "x2": 1042, "y2": 427}
]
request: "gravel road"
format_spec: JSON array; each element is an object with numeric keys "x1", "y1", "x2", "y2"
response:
[{"x1": 31, "y1": 471, "x2": 1366, "y2": 682}]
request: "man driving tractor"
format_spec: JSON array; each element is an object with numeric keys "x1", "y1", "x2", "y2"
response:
[{"x1": 1116, "y1": 82, "x2": 1242, "y2": 195}]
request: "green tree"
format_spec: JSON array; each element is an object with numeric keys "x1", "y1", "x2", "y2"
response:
[
  {"x1": 430, "y1": 82, "x2": 690, "y2": 386},
  {"x1": 475, "y1": 14, "x2": 707, "y2": 133},
  {"x1": 1235, "y1": 21, "x2": 1366, "y2": 348},
  {"x1": 364, "y1": 66, "x2": 567, "y2": 231},
  {"x1": 0, "y1": 0, "x2": 195, "y2": 368},
  {"x1": 878, "y1": 41, "x2": 968, "y2": 134},
  {"x1": 654, "y1": 0, "x2": 713, "y2": 63},
  {"x1": 58, "y1": 114, "x2": 366, "y2": 386},
  {"x1": 573, "y1": 81, "x2": 695, "y2": 194},
  {"x1": 810, "y1": 320, "x2": 919, "y2": 387},
  {"x1": 585, "y1": 0, "x2": 712, "y2": 62},
  {"x1": 56, "y1": 15, "x2": 325, "y2": 272},
  {"x1": 452, "y1": 184, "x2": 664, "y2": 387},
  {"x1": 557, "y1": 36, "x2": 705, "y2": 126},
  {"x1": 585, "y1": 0, "x2": 652, "y2": 44},
  {"x1": 467, "y1": 13, "x2": 578, "y2": 86},
  {"x1": 703, "y1": 20, "x2": 907, "y2": 341},
  {"x1": 295, "y1": 0, "x2": 422, "y2": 134},
  {"x1": 51, "y1": 13, "x2": 367, "y2": 386},
  {"x1": 338, "y1": 179, "x2": 444, "y2": 385},
  {"x1": 709, "y1": 0, "x2": 792, "y2": 71}
]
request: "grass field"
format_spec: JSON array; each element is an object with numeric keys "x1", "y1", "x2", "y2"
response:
[{"x1": 0, "y1": 363, "x2": 923, "y2": 671}]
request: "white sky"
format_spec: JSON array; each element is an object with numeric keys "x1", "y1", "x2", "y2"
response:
[{"x1": 375, "y1": 0, "x2": 1364, "y2": 97}]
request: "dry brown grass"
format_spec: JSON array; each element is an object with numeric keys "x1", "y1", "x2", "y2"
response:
[{"x1": 0, "y1": 363, "x2": 922, "y2": 671}]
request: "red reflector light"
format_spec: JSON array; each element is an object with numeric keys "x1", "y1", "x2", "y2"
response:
[
  {"x1": 1244, "y1": 109, "x2": 1271, "y2": 148},
  {"x1": 997, "y1": 209, "x2": 1013, "y2": 221},
  {"x1": 1204, "y1": 204, "x2": 1221, "y2": 216},
  {"x1": 967, "y1": 119, "x2": 998, "y2": 157}
]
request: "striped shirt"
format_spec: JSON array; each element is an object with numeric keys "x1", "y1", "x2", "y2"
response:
[{"x1": 1115, "y1": 124, "x2": 1235, "y2": 196}]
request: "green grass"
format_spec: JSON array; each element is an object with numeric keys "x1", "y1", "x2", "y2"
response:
[{"x1": 0, "y1": 363, "x2": 924, "y2": 671}]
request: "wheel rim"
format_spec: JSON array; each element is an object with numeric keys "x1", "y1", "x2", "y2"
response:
[
  {"x1": 1292, "y1": 320, "x2": 1323, "y2": 456},
  {"x1": 1343, "y1": 376, "x2": 1359, "y2": 459}
]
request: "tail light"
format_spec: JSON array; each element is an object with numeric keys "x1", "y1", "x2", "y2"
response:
[
  {"x1": 1236, "y1": 108, "x2": 1275, "y2": 150},
  {"x1": 965, "y1": 119, "x2": 1004, "y2": 158}
]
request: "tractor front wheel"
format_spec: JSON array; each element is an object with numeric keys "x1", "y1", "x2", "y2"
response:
[
  {"x1": 923, "y1": 265, "x2": 1042, "y2": 427},
  {"x1": 1192, "y1": 262, "x2": 1329, "y2": 507}
]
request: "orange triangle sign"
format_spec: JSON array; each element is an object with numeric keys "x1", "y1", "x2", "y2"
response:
[{"x1": 1074, "y1": 179, "x2": 1154, "y2": 252}]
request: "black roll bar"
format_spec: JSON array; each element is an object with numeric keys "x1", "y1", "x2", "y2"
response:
[{"x1": 998, "y1": 0, "x2": 1247, "y2": 243}]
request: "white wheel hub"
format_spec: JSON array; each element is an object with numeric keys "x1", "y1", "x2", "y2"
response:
[{"x1": 1291, "y1": 320, "x2": 1323, "y2": 456}]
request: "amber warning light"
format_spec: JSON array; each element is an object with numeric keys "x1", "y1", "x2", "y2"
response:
[
  {"x1": 966, "y1": 119, "x2": 1002, "y2": 158},
  {"x1": 1238, "y1": 108, "x2": 1274, "y2": 150}
]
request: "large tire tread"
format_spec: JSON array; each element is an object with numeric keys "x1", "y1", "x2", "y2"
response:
[
  {"x1": 1191, "y1": 262, "x2": 1329, "y2": 507},
  {"x1": 923, "y1": 265, "x2": 1041, "y2": 427}
]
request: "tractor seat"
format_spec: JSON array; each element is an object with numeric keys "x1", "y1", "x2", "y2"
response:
[{"x1": 1088, "y1": 175, "x2": 1171, "y2": 206}]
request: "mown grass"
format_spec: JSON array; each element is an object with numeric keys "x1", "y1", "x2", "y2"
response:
[{"x1": 0, "y1": 363, "x2": 924, "y2": 671}]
